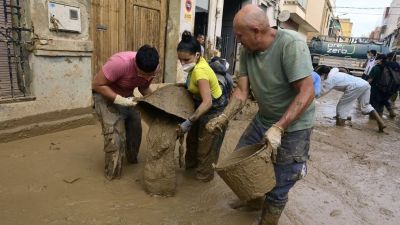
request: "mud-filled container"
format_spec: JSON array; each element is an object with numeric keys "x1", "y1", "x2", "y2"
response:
[{"x1": 215, "y1": 143, "x2": 276, "y2": 201}]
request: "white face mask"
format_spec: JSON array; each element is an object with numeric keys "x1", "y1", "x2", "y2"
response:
[
  {"x1": 367, "y1": 54, "x2": 371, "y2": 59},
  {"x1": 182, "y1": 63, "x2": 196, "y2": 72}
]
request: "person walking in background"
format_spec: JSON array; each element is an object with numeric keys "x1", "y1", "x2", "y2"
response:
[
  {"x1": 196, "y1": 34, "x2": 205, "y2": 56},
  {"x1": 368, "y1": 54, "x2": 399, "y2": 119},
  {"x1": 387, "y1": 51, "x2": 399, "y2": 112},
  {"x1": 362, "y1": 50, "x2": 377, "y2": 80}
]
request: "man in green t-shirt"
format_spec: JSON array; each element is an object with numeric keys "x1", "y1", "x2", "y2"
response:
[{"x1": 206, "y1": 4, "x2": 315, "y2": 225}]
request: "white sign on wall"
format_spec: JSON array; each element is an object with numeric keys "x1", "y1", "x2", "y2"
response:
[{"x1": 48, "y1": 2, "x2": 82, "y2": 33}]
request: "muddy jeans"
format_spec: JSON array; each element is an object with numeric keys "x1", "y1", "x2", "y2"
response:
[
  {"x1": 93, "y1": 93, "x2": 142, "y2": 179},
  {"x1": 186, "y1": 97, "x2": 227, "y2": 181},
  {"x1": 236, "y1": 117, "x2": 312, "y2": 208}
]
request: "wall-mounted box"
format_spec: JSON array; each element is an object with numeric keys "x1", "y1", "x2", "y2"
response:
[{"x1": 48, "y1": 2, "x2": 81, "y2": 33}]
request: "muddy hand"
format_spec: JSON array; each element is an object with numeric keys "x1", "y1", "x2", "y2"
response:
[
  {"x1": 177, "y1": 119, "x2": 192, "y2": 137},
  {"x1": 206, "y1": 113, "x2": 228, "y2": 133},
  {"x1": 264, "y1": 124, "x2": 284, "y2": 162}
]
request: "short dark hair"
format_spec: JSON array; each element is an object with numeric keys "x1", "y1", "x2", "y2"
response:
[
  {"x1": 136, "y1": 45, "x2": 159, "y2": 73},
  {"x1": 177, "y1": 30, "x2": 201, "y2": 55},
  {"x1": 315, "y1": 65, "x2": 331, "y2": 75},
  {"x1": 369, "y1": 50, "x2": 377, "y2": 56}
]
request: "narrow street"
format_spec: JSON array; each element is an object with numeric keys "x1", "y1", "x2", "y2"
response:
[{"x1": 1, "y1": 91, "x2": 399, "y2": 225}]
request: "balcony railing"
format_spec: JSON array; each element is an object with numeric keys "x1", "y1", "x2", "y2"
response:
[{"x1": 284, "y1": 0, "x2": 308, "y2": 10}]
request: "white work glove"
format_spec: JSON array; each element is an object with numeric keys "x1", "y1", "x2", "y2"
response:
[
  {"x1": 264, "y1": 124, "x2": 284, "y2": 163},
  {"x1": 113, "y1": 95, "x2": 137, "y2": 107},
  {"x1": 205, "y1": 113, "x2": 229, "y2": 134},
  {"x1": 177, "y1": 119, "x2": 193, "y2": 137}
]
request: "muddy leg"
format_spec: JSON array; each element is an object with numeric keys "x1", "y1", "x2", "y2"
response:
[
  {"x1": 195, "y1": 120, "x2": 227, "y2": 182},
  {"x1": 143, "y1": 116, "x2": 178, "y2": 196},
  {"x1": 103, "y1": 119, "x2": 126, "y2": 180},
  {"x1": 93, "y1": 93, "x2": 127, "y2": 180},
  {"x1": 125, "y1": 108, "x2": 142, "y2": 163},
  {"x1": 185, "y1": 121, "x2": 199, "y2": 169}
]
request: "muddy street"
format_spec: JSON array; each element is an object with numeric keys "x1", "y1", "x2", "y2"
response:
[{"x1": 0, "y1": 91, "x2": 399, "y2": 225}]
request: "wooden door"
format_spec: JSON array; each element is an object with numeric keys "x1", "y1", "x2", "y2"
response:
[{"x1": 91, "y1": 0, "x2": 167, "y2": 83}]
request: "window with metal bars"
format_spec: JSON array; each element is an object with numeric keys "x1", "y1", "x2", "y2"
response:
[{"x1": 0, "y1": 0, "x2": 31, "y2": 102}]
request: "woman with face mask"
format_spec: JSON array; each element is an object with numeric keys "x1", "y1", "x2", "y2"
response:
[{"x1": 176, "y1": 30, "x2": 228, "y2": 182}]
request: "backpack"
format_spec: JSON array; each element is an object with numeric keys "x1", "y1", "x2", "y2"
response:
[
  {"x1": 208, "y1": 57, "x2": 234, "y2": 100},
  {"x1": 376, "y1": 62, "x2": 400, "y2": 95}
]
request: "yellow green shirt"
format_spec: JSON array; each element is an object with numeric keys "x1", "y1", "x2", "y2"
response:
[{"x1": 187, "y1": 57, "x2": 222, "y2": 99}]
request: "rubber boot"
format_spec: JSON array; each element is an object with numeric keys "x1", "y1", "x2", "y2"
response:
[
  {"x1": 336, "y1": 117, "x2": 346, "y2": 126},
  {"x1": 369, "y1": 110, "x2": 386, "y2": 132},
  {"x1": 256, "y1": 204, "x2": 284, "y2": 225},
  {"x1": 230, "y1": 197, "x2": 264, "y2": 211},
  {"x1": 388, "y1": 109, "x2": 396, "y2": 118}
]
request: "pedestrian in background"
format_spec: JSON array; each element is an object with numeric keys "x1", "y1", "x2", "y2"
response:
[
  {"x1": 368, "y1": 54, "x2": 398, "y2": 119},
  {"x1": 362, "y1": 49, "x2": 377, "y2": 80},
  {"x1": 196, "y1": 34, "x2": 205, "y2": 56}
]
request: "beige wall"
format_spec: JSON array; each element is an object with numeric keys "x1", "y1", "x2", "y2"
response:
[
  {"x1": 0, "y1": 0, "x2": 94, "y2": 141},
  {"x1": 282, "y1": 0, "x2": 331, "y2": 39},
  {"x1": 305, "y1": 0, "x2": 335, "y2": 40},
  {"x1": 305, "y1": 0, "x2": 325, "y2": 32}
]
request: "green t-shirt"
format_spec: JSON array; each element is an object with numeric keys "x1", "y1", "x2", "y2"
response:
[{"x1": 239, "y1": 28, "x2": 315, "y2": 132}]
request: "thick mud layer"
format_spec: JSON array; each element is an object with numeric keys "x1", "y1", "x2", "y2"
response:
[
  {"x1": 0, "y1": 90, "x2": 399, "y2": 225},
  {"x1": 137, "y1": 85, "x2": 194, "y2": 121},
  {"x1": 143, "y1": 115, "x2": 178, "y2": 196}
]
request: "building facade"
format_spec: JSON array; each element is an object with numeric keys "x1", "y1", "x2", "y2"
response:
[
  {"x1": 338, "y1": 18, "x2": 353, "y2": 37},
  {"x1": 381, "y1": 0, "x2": 400, "y2": 50},
  {"x1": 0, "y1": 0, "x2": 93, "y2": 142},
  {"x1": 281, "y1": 0, "x2": 336, "y2": 40}
]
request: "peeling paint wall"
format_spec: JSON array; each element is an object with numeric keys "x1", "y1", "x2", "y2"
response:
[{"x1": 0, "y1": 0, "x2": 92, "y2": 130}]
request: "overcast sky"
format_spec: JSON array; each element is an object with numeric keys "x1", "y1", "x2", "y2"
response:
[{"x1": 335, "y1": 0, "x2": 392, "y2": 37}]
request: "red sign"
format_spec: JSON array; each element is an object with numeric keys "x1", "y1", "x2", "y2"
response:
[{"x1": 185, "y1": 0, "x2": 192, "y2": 12}]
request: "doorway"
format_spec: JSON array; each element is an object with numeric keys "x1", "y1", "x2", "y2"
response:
[{"x1": 220, "y1": 0, "x2": 242, "y2": 74}]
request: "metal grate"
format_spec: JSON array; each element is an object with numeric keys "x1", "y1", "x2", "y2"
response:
[{"x1": 0, "y1": 0, "x2": 31, "y2": 100}]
